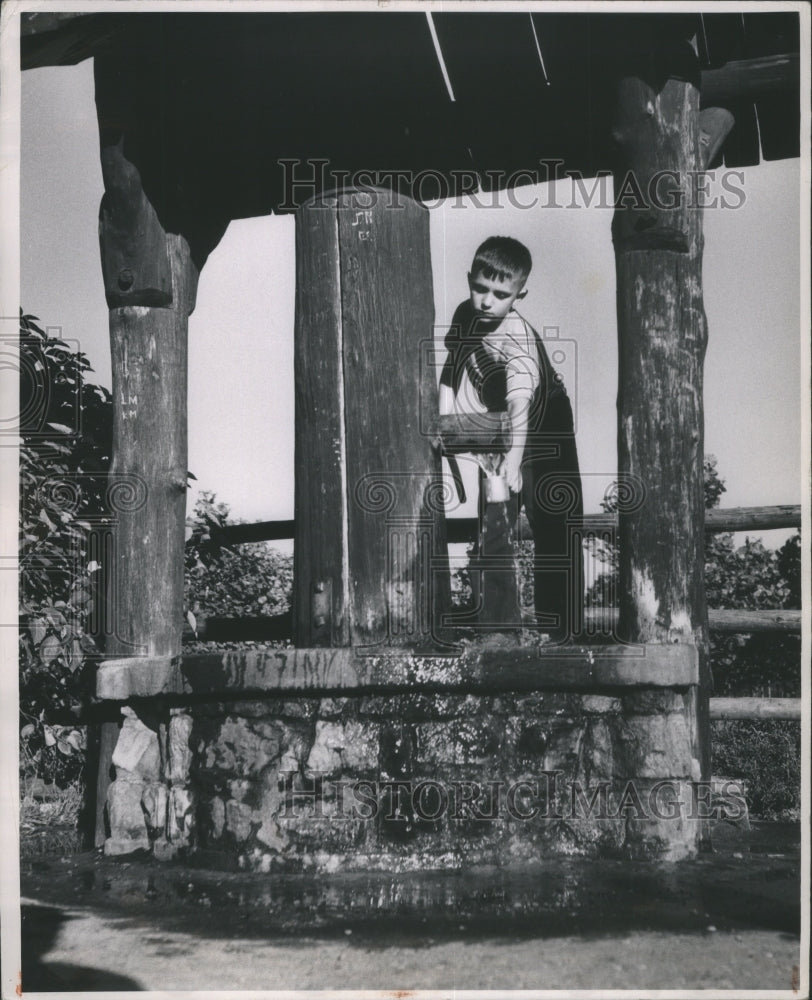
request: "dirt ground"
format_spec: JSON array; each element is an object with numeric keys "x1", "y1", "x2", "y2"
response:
[{"x1": 16, "y1": 821, "x2": 805, "y2": 993}]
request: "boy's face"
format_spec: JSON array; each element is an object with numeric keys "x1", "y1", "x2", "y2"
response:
[{"x1": 467, "y1": 269, "x2": 527, "y2": 325}]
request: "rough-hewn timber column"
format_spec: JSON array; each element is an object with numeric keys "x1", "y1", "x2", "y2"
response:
[
  {"x1": 611, "y1": 41, "x2": 711, "y2": 819},
  {"x1": 93, "y1": 45, "x2": 226, "y2": 852},
  {"x1": 294, "y1": 189, "x2": 450, "y2": 649}
]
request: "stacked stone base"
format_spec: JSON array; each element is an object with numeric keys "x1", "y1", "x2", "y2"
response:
[
  {"x1": 104, "y1": 689, "x2": 704, "y2": 869},
  {"x1": 105, "y1": 706, "x2": 194, "y2": 859}
]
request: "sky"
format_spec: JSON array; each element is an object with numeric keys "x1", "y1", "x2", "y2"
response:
[{"x1": 20, "y1": 57, "x2": 803, "y2": 546}]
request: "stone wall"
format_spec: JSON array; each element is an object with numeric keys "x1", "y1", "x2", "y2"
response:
[{"x1": 104, "y1": 688, "x2": 704, "y2": 869}]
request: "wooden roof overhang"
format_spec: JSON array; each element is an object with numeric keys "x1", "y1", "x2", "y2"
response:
[{"x1": 21, "y1": 10, "x2": 800, "y2": 223}]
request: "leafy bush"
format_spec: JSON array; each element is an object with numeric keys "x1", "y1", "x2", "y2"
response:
[
  {"x1": 712, "y1": 720, "x2": 801, "y2": 820},
  {"x1": 184, "y1": 491, "x2": 293, "y2": 626},
  {"x1": 19, "y1": 312, "x2": 112, "y2": 787},
  {"x1": 706, "y1": 532, "x2": 800, "y2": 698}
]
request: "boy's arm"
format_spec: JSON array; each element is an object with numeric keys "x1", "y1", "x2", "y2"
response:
[
  {"x1": 501, "y1": 319, "x2": 539, "y2": 493},
  {"x1": 503, "y1": 394, "x2": 531, "y2": 493}
]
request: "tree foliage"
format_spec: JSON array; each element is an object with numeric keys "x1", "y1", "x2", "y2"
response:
[
  {"x1": 712, "y1": 720, "x2": 801, "y2": 820},
  {"x1": 701, "y1": 457, "x2": 800, "y2": 699},
  {"x1": 19, "y1": 313, "x2": 112, "y2": 785}
]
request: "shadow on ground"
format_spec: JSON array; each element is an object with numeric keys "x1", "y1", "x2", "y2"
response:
[{"x1": 21, "y1": 903, "x2": 143, "y2": 991}]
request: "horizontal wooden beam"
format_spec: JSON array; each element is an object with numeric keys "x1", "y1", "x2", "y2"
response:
[
  {"x1": 178, "y1": 608, "x2": 800, "y2": 645},
  {"x1": 706, "y1": 609, "x2": 801, "y2": 634},
  {"x1": 98, "y1": 642, "x2": 698, "y2": 700},
  {"x1": 709, "y1": 697, "x2": 801, "y2": 721},
  {"x1": 703, "y1": 505, "x2": 801, "y2": 533},
  {"x1": 190, "y1": 520, "x2": 295, "y2": 546},
  {"x1": 468, "y1": 505, "x2": 801, "y2": 543},
  {"x1": 21, "y1": 13, "x2": 129, "y2": 70},
  {"x1": 195, "y1": 505, "x2": 800, "y2": 548},
  {"x1": 584, "y1": 608, "x2": 801, "y2": 635},
  {"x1": 185, "y1": 612, "x2": 292, "y2": 642},
  {"x1": 700, "y1": 53, "x2": 800, "y2": 107}
]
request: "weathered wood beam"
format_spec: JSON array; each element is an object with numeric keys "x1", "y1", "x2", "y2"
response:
[
  {"x1": 178, "y1": 608, "x2": 801, "y2": 644},
  {"x1": 709, "y1": 697, "x2": 801, "y2": 721},
  {"x1": 293, "y1": 194, "x2": 346, "y2": 647},
  {"x1": 294, "y1": 189, "x2": 449, "y2": 649},
  {"x1": 101, "y1": 252, "x2": 193, "y2": 657},
  {"x1": 190, "y1": 519, "x2": 296, "y2": 546},
  {"x1": 700, "y1": 53, "x2": 800, "y2": 107},
  {"x1": 97, "y1": 642, "x2": 699, "y2": 700},
  {"x1": 92, "y1": 716, "x2": 120, "y2": 849},
  {"x1": 503, "y1": 504, "x2": 800, "y2": 540},
  {"x1": 703, "y1": 505, "x2": 801, "y2": 533},
  {"x1": 184, "y1": 612, "x2": 292, "y2": 643},
  {"x1": 611, "y1": 42, "x2": 710, "y2": 797},
  {"x1": 583, "y1": 608, "x2": 801, "y2": 635},
  {"x1": 93, "y1": 45, "x2": 226, "y2": 847},
  {"x1": 20, "y1": 12, "x2": 129, "y2": 70},
  {"x1": 612, "y1": 58, "x2": 707, "y2": 634},
  {"x1": 21, "y1": 11, "x2": 97, "y2": 36},
  {"x1": 98, "y1": 137, "x2": 174, "y2": 309},
  {"x1": 475, "y1": 473, "x2": 523, "y2": 632},
  {"x1": 705, "y1": 609, "x2": 801, "y2": 634},
  {"x1": 192, "y1": 504, "x2": 801, "y2": 548}
]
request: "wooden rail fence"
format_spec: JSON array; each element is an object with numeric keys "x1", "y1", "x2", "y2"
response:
[
  {"x1": 189, "y1": 505, "x2": 801, "y2": 548},
  {"x1": 184, "y1": 503, "x2": 800, "y2": 641},
  {"x1": 709, "y1": 697, "x2": 801, "y2": 721},
  {"x1": 182, "y1": 503, "x2": 801, "y2": 724},
  {"x1": 184, "y1": 607, "x2": 802, "y2": 643}
]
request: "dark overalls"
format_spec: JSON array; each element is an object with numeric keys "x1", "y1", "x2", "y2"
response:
[{"x1": 440, "y1": 301, "x2": 584, "y2": 639}]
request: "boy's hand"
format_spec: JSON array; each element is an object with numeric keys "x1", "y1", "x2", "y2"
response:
[{"x1": 503, "y1": 452, "x2": 523, "y2": 493}]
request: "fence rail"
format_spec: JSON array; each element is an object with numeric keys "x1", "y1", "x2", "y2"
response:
[
  {"x1": 184, "y1": 607, "x2": 800, "y2": 644},
  {"x1": 709, "y1": 697, "x2": 801, "y2": 720},
  {"x1": 190, "y1": 505, "x2": 800, "y2": 549},
  {"x1": 583, "y1": 608, "x2": 802, "y2": 634}
]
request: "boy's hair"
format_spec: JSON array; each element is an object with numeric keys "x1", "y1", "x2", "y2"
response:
[{"x1": 471, "y1": 236, "x2": 532, "y2": 283}]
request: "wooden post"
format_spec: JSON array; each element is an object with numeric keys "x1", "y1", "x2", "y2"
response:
[
  {"x1": 475, "y1": 470, "x2": 522, "y2": 632},
  {"x1": 611, "y1": 40, "x2": 711, "y2": 790},
  {"x1": 93, "y1": 47, "x2": 225, "y2": 846},
  {"x1": 293, "y1": 195, "x2": 347, "y2": 647},
  {"x1": 103, "y1": 235, "x2": 194, "y2": 658},
  {"x1": 95, "y1": 52, "x2": 200, "y2": 661},
  {"x1": 91, "y1": 711, "x2": 119, "y2": 847},
  {"x1": 294, "y1": 189, "x2": 450, "y2": 649}
]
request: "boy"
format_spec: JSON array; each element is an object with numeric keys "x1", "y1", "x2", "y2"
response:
[{"x1": 439, "y1": 236, "x2": 583, "y2": 641}]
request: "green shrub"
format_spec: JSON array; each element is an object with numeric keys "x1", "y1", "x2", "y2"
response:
[
  {"x1": 712, "y1": 719, "x2": 801, "y2": 820},
  {"x1": 706, "y1": 532, "x2": 800, "y2": 698},
  {"x1": 19, "y1": 312, "x2": 112, "y2": 787},
  {"x1": 184, "y1": 492, "x2": 293, "y2": 624}
]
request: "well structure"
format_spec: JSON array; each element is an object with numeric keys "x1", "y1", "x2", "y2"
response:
[{"x1": 19, "y1": 9, "x2": 802, "y2": 871}]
